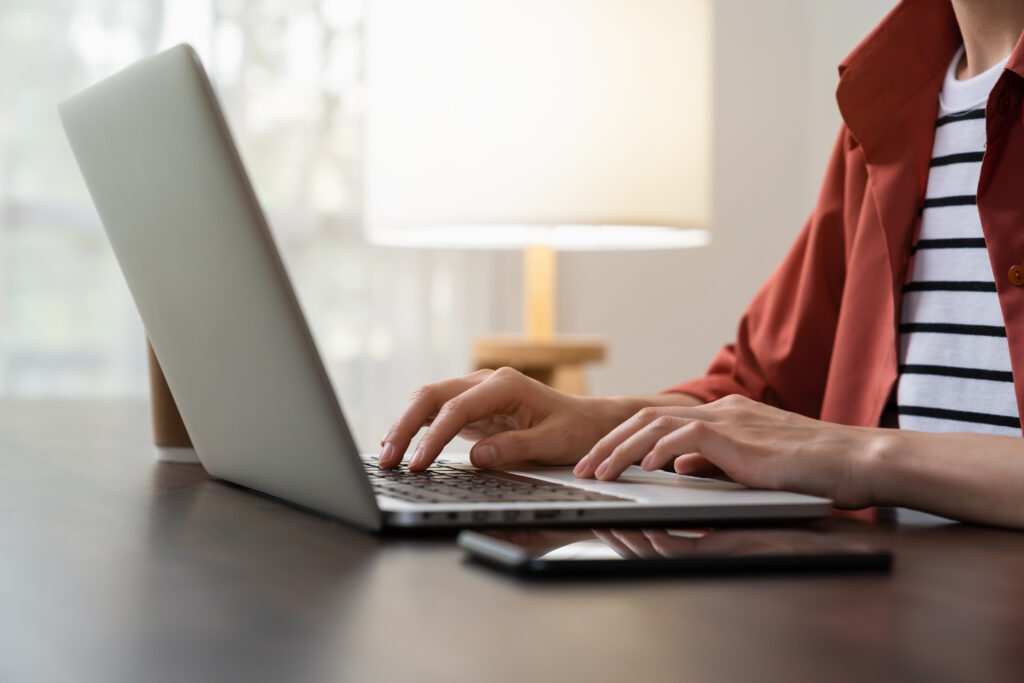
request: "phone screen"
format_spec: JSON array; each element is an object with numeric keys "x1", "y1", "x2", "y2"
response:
[{"x1": 458, "y1": 528, "x2": 892, "y2": 574}]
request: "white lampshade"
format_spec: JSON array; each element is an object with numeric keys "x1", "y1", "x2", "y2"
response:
[{"x1": 365, "y1": 0, "x2": 712, "y2": 250}]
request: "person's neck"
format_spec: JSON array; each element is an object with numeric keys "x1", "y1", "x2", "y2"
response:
[{"x1": 951, "y1": 0, "x2": 1024, "y2": 79}]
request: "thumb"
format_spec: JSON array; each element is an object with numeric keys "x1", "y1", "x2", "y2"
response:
[
  {"x1": 470, "y1": 424, "x2": 568, "y2": 469},
  {"x1": 673, "y1": 453, "x2": 722, "y2": 478}
]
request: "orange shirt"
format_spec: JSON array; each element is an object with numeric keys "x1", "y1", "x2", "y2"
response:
[{"x1": 669, "y1": 0, "x2": 1024, "y2": 428}]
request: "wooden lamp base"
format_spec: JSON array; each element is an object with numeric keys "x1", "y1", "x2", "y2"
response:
[
  {"x1": 472, "y1": 245, "x2": 607, "y2": 395},
  {"x1": 472, "y1": 335, "x2": 606, "y2": 395}
]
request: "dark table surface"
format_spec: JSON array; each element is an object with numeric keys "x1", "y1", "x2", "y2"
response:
[{"x1": 2, "y1": 399, "x2": 1024, "y2": 683}]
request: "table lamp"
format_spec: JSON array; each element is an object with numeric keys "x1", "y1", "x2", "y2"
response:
[{"x1": 365, "y1": 0, "x2": 711, "y2": 393}]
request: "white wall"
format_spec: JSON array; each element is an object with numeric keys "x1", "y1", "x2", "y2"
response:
[{"x1": 517, "y1": 0, "x2": 899, "y2": 396}]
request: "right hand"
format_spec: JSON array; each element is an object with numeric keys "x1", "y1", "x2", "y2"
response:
[{"x1": 378, "y1": 367, "x2": 624, "y2": 471}]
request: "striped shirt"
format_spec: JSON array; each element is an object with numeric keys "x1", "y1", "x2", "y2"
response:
[{"x1": 893, "y1": 46, "x2": 1019, "y2": 436}]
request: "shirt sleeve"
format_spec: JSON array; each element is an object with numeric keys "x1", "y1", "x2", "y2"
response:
[{"x1": 665, "y1": 126, "x2": 854, "y2": 419}]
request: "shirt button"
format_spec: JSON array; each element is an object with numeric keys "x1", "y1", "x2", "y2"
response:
[
  {"x1": 998, "y1": 91, "x2": 1012, "y2": 116},
  {"x1": 1009, "y1": 265, "x2": 1024, "y2": 286}
]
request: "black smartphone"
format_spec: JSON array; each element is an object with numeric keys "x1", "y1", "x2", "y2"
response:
[{"x1": 458, "y1": 527, "x2": 892, "y2": 576}]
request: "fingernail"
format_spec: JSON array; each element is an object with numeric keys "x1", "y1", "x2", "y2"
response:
[
  {"x1": 595, "y1": 461, "x2": 609, "y2": 479},
  {"x1": 379, "y1": 442, "x2": 394, "y2": 467},
  {"x1": 473, "y1": 444, "x2": 497, "y2": 467},
  {"x1": 573, "y1": 456, "x2": 588, "y2": 476},
  {"x1": 409, "y1": 446, "x2": 424, "y2": 469},
  {"x1": 640, "y1": 454, "x2": 653, "y2": 470}
]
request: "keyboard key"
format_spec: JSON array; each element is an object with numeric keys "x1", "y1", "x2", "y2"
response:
[{"x1": 362, "y1": 460, "x2": 627, "y2": 504}]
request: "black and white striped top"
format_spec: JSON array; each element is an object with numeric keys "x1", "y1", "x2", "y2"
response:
[{"x1": 894, "y1": 46, "x2": 1019, "y2": 436}]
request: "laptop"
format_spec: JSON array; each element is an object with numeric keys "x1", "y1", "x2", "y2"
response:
[{"x1": 58, "y1": 44, "x2": 831, "y2": 531}]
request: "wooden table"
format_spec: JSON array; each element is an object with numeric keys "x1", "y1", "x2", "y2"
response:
[{"x1": 2, "y1": 400, "x2": 1024, "y2": 683}]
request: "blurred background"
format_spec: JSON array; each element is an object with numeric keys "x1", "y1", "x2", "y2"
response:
[{"x1": 0, "y1": 0, "x2": 895, "y2": 451}]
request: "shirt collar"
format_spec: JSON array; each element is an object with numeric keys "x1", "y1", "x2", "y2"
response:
[{"x1": 836, "y1": 0, "x2": 962, "y2": 143}]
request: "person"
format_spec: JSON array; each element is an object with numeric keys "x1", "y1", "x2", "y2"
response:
[{"x1": 379, "y1": 0, "x2": 1024, "y2": 529}]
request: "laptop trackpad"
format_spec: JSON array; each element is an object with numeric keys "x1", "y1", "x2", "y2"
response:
[{"x1": 507, "y1": 465, "x2": 748, "y2": 504}]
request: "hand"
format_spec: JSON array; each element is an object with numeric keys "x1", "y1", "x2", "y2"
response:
[
  {"x1": 591, "y1": 529, "x2": 703, "y2": 558},
  {"x1": 379, "y1": 367, "x2": 629, "y2": 471},
  {"x1": 592, "y1": 528, "x2": 812, "y2": 558},
  {"x1": 572, "y1": 394, "x2": 877, "y2": 508}
]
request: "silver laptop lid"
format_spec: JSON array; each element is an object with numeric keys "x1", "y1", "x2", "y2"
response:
[{"x1": 59, "y1": 44, "x2": 381, "y2": 531}]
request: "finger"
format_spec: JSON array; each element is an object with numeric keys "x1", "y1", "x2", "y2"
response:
[
  {"x1": 469, "y1": 422, "x2": 571, "y2": 469},
  {"x1": 504, "y1": 530, "x2": 585, "y2": 555},
  {"x1": 609, "y1": 530, "x2": 660, "y2": 559},
  {"x1": 642, "y1": 529, "x2": 698, "y2": 557},
  {"x1": 639, "y1": 444, "x2": 719, "y2": 476},
  {"x1": 574, "y1": 406, "x2": 707, "y2": 478},
  {"x1": 673, "y1": 453, "x2": 723, "y2": 478},
  {"x1": 645, "y1": 422, "x2": 734, "y2": 478},
  {"x1": 637, "y1": 442, "x2": 688, "y2": 473},
  {"x1": 590, "y1": 416, "x2": 691, "y2": 481},
  {"x1": 591, "y1": 529, "x2": 638, "y2": 558},
  {"x1": 409, "y1": 370, "x2": 529, "y2": 470},
  {"x1": 574, "y1": 408, "x2": 664, "y2": 477},
  {"x1": 380, "y1": 371, "x2": 490, "y2": 467}
]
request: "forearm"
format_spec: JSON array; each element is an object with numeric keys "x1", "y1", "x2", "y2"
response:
[{"x1": 865, "y1": 430, "x2": 1024, "y2": 528}]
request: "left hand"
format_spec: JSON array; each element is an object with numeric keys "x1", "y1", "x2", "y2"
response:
[{"x1": 572, "y1": 394, "x2": 880, "y2": 508}]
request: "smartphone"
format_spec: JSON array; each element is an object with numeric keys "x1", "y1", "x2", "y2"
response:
[{"x1": 458, "y1": 527, "x2": 892, "y2": 575}]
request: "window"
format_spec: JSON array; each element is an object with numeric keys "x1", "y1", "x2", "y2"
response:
[{"x1": 0, "y1": 0, "x2": 498, "y2": 450}]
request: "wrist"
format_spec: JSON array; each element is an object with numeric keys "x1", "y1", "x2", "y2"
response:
[
  {"x1": 586, "y1": 392, "x2": 704, "y2": 434},
  {"x1": 854, "y1": 428, "x2": 904, "y2": 508},
  {"x1": 584, "y1": 396, "x2": 643, "y2": 434}
]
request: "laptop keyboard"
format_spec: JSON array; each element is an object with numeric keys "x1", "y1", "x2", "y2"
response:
[{"x1": 362, "y1": 459, "x2": 629, "y2": 505}]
